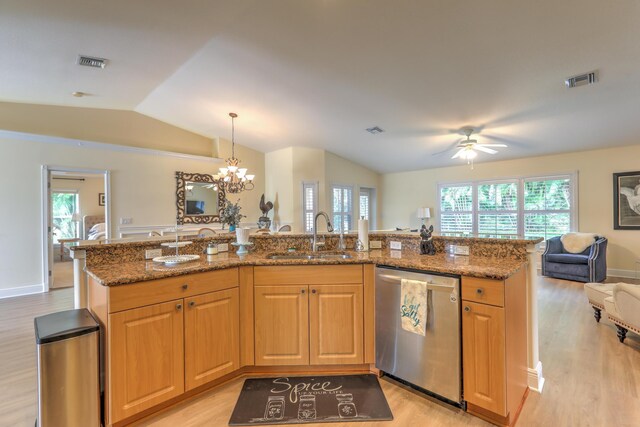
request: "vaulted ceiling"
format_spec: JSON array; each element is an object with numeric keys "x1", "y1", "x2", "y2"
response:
[{"x1": 2, "y1": 0, "x2": 639, "y2": 172}]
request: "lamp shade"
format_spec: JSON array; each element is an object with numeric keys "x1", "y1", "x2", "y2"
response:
[
  {"x1": 416, "y1": 207, "x2": 431, "y2": 219},
  {"x1": 71, "y1": 212, "x2": 82, "y2": 222}
]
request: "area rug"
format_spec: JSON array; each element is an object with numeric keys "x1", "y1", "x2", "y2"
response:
[{"x1": 228, "y1": 374, "x2": 393, "y2": 425}]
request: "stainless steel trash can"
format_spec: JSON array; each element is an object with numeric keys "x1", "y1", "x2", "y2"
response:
[{"x1": 34, "y1": 308, "x2": 100, "y2": 427}]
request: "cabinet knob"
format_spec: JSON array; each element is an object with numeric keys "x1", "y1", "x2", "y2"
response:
[
  {"x1": 311, "y1": 289, "x2": 317, "y2": 294},
  {"x1": 476, "y1": 288, "x2": 484, "y2": 295},
  {"x1": 301, "y1": 289, "x2": 306, "y2": 294},
  {"x1": 182, "y1": 284, "x2": 188, "y2": 290},
  {"x1": 188, "y1": 301, "x2": 195, "y2": 308},
  {"x1": 464, "y1": 306, "x2": 471, "y2": 312},
  {"x1": 176, "y1": 303, "x2": 183, "y2": 311}
]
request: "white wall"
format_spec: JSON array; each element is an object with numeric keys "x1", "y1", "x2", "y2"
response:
[
  {"x1": 0, "y1": 132, "x2": 265, "y2": 297},
  {"x1": 381, "y1": 144, "x2": 640, "y2": 273},
  {"x1": 265, "y1": 147, "x2": 382, "y2": 232}
]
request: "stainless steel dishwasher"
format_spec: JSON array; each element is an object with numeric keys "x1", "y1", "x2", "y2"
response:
[{"x1": 375, "y1": 266, "x2": 461, "y2": 405}]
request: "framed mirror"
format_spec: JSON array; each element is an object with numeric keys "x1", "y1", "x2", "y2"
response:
[{"x1": 176, "y1": 171, "x2": 225, "y2": 224}]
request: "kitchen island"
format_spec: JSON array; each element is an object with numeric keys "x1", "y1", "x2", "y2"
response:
[{"x1": 76, "y1": 233, "x2": 541, "y2": 427}]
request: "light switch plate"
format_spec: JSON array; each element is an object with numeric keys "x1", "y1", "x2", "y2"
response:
[
  {"x1": 454, "y1": 245, "x2": 470, "y2": 256},
  {"x1": 370, "y1": 240, "x2": 382, "y2": 249},
  {"x1": 145, "y1": 249, "x2": 162, "y2": 259},
  {"x1": 390, "y1": 241, "x2": 402, "y2": 250},
  {"x1": 217, "y1": 243, "x2": 229, "y2": 252},
  {"x1": 120, "y1": 217, "x2": 133, "y2": 225}
]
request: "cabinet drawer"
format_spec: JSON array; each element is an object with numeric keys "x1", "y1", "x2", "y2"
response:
[
  {"x1": 462, "y1": 276, "x2": 504, "y2": 307},
  {"x1": 254, "y1": 265, "x2": 362, "y2": 285},
  {"x1": 109, "y1": 268, "x2": 239, "y2": 312}
]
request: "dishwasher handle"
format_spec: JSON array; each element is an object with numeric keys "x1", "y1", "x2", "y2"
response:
[{"x1": 377, "y1": 274, "x2": 456, "y2": 290}]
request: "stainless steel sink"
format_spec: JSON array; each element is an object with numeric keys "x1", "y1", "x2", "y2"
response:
[{"x1": 266, "y1": 252, "x2": 352, "y2": 260}]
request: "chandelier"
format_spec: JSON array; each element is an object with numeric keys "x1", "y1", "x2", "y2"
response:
[{"x1": 214, "y1": 112, "x2": 255, "y2": 193}]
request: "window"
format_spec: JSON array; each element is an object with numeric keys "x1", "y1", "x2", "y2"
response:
[
  {"x1": 332, "y1": 185, "x2": 353, "y2": 232},
  {"x1": 438, "y1": 174, "x2": 575, "y2": 239},
  {"x1": 52, "y1": 191, "x2": 79, "y2": 243},
  {"x1": 359, "y1": 187, "x2": 376, "y2": 228},
  {"x1": 440, "y1": 185, "x2": 473, "y2": 234},
  {"x1": 524, "y1": 177, "x2": 572, "y2": 240},
  {"x1": 477, "y1": 181, "x2": 518, "y2": 237},
  {"x1": 302, "y1": 181, "x2": 318, "y2": 233}
]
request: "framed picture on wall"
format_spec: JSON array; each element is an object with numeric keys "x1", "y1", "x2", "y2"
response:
[
  {"x1": 98, "y1": 193, "x2": 105, "y2": 206},
  {"x1": 613, "y1": 171, "x2": 640, "y2": 230}
]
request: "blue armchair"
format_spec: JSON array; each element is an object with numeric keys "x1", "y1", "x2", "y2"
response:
[{"x1": 541, "y1": 236, "x2": 607, "y2": 283}]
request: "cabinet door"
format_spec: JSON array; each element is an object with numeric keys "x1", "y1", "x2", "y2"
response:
[
  {"x1": 462, "y1": 301, "x2": 506, "y2": 416},
  {"x1": 109, "y1": 300, "x2": 184, "y2": 423},
  {"x1": 254, "y1": 285, "x2": 309, "y2": 365},
  {"x1": 185, "y1": 288, "x2": 239, "y2": 391},
  {"x1": 309, "y1": 284, "x2": 363, "y2": 365}
]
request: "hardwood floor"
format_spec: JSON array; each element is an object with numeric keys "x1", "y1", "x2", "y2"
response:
[
  {"x1": 0, "y1": 288, "x2": 74, "y2": 427},
  {"x1": 1, "y1": 276, "x2": 639, "y2": 427}
]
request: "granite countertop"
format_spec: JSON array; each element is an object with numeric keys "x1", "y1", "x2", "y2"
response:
[{"x1": 85, "y1": 249, "x2": 527, "y2": 286}]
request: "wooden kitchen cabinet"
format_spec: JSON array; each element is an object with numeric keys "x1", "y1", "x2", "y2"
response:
[
  {"x1": 185, "y1": 288, "x2": 240, "y2": 390},
  {"x1": 309, "y1": 284, "x2": 364, "y2": 365},
  {"x1": 109, "y1": 299, "x2": 185, "y2": 423},
  {"x1": 462, "y1": 300, "x2": 506, "y2": 415},
  {"x1": 254, "y1": 285, "x2": 310, "y2": 366},
  {"x1": 461, "y1": 268, "x2": 528, "y2": 427}
]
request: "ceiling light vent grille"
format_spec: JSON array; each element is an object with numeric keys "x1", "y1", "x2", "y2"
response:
[
  {"x1": 366, "y1": 126, "x2": 384, "y2": 134},
  {"x1": 565, "y1": 71, "x2": 598, "y2": 88},
  {"x1": 77, "y1": 55, "x2": 107, "y2": 69}
]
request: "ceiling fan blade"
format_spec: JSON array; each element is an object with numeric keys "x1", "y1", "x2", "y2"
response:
[
  {"x1": 451, "y1": 149, "x2": 464, "y2": 159},
  {"x1": 432, "y1": 140, "x2": 463, "y2": 156},
  {"x1": 475, "y1": 146, "x2": 498, "y2": 154},
  {"x1": 476, "y1": 143, "x2": 507, "y2": 148}
]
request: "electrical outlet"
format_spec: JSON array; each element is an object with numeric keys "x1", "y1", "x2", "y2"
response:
[
  {"x1": 217, "y1": 243, "x2": 229, "y2": 252},
  {"x1": 370, "y1": 240, "x2": 382, "y2": 249},
  {"x1": 120, "y1": 217, "x2": 133, "y2": 225},
  {"x1": 454, "y1": 245, "x2": 470, "y2": 256},
  {"x1": 390, "y1": 241, "x2": 402, "y2": 250},
  {"x1": 145, "y1": 249, "x2": 162, "y2": 259}
]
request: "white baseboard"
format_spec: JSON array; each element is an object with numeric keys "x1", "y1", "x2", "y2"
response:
[
  {"x1": 0, "y1": 284, "x2": 44, "y2": 300},
  {"x1": 528, "y1": 361, "x2": 545, "y2": 393},
  {"x1": 608, "y1": 268, "x2": 636, "y2": 279}
]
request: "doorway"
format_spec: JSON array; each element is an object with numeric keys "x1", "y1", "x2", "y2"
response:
[{"x1": 42, "y1": 166, "x2": 111, "y2": 291}]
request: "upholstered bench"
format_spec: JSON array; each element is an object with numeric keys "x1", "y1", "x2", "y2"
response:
[
  {"x1": 584, "y1": 282, "x2": 615, "y2": 322},
  {"x1": 604, "y1": 283, "x2": 640, "y2": 343}
]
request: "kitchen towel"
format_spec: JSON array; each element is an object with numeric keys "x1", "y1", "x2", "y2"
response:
[
  {"x1": 357, "y1": 219, "x2": 369, "y2": 251},
  {"x1": 400, "y1": 279, "x2": 427, "y2": 336}
]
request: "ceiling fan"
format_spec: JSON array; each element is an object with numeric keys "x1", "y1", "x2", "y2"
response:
[{"x1": 451, "y1": 127, "x2": 507, "y2": 161}]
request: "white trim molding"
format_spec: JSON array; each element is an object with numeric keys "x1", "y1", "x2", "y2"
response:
[
  {"x1": 607, "y1": 268, "x2": 636, "y2": 279},
  {"x1": 0, "y1": 284, "x2": 44, "y2": 300},
  {"x1": 528, "y1": 361, "x2": 545, "y2": 393},
  {"x1": 0, "y1": 129, "x2": 221, "y2": 163}
]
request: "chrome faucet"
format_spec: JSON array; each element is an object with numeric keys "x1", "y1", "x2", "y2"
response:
[{"x1": 312, "y1": 211, "x2": 333, "y2": 251}]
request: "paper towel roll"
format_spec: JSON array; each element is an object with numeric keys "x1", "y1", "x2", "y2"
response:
[{"x1": 358, "y1": 219, "x2": 369, "y2": 251}]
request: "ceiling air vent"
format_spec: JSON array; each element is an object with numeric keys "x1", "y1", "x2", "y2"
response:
[
  {"x1": 77, "y1": 55, "x2": 108, "y2": 69},
  {"x1": 366, "y1": 126, "x2": 384, "y2": 134},
  {"x1": 565, "y1": 71, "x2": 598, "y2": 88}
]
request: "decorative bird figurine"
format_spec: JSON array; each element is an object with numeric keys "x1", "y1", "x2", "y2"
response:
[
  {"x1": 258, "y1": 194, "x2": 274, "y2": 230},
  {"x1": 259, "y1": 194, "x2": 273, "y2": 216}
]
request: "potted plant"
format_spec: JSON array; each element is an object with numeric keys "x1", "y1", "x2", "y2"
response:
[{"x1": 220, "y1": 199, "x2": 245, "y2": 232}]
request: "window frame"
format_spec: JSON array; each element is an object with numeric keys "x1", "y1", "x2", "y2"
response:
[
  {"x1": 301, "y1": 181, "x2": 319, "y2": 233},
  {"x1": 331, "y1": 184, "x2": 354, "y2": 232},
  {"x1": 437, "y1": 172, "x2": 578, "y2": 239}
]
